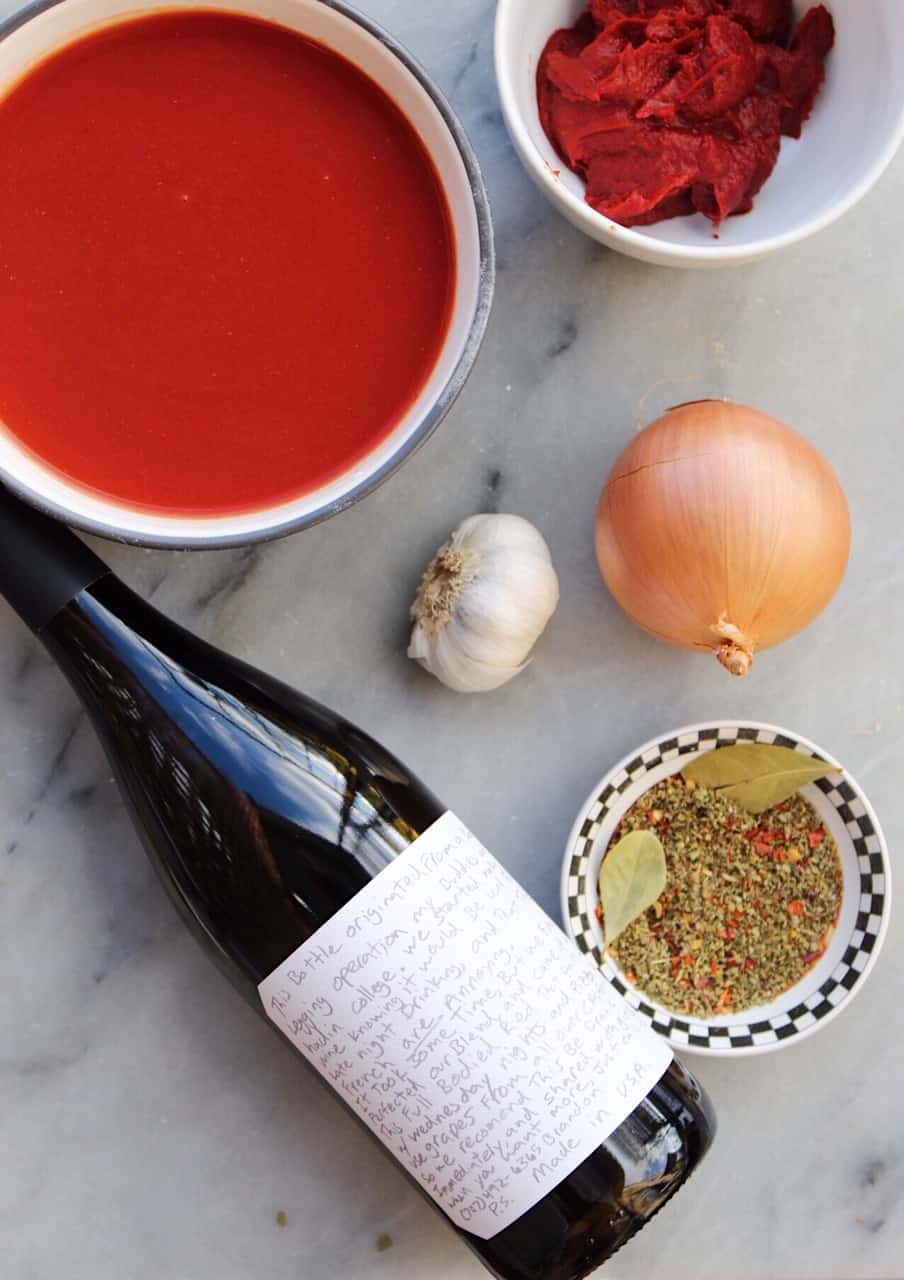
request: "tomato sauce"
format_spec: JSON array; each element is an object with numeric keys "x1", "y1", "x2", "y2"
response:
[{"x1": 0, "y1": 12, "x2": 455, "y2": 514}]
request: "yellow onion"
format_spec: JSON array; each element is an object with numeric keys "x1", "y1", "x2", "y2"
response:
[{"x1": 594, "y1": 401, "x2": 851, "y2": 676}]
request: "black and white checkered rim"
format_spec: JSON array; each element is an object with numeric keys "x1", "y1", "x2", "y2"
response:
[{"x1": 562, "y1": 722, "x2": 891, "y2": 1056}]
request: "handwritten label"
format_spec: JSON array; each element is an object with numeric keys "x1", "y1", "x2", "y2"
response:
[{"x1": 259, "y1": 813, "x2": 672, "y2": 1239}]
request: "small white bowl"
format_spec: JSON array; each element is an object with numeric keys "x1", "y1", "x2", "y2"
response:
[
  {"x1": 495, "y1": 0, "x2": 904, "y2": 268},
  {"x1": 560, "y1": 721, "x2": 892, "y2": 1056},
  {"x1": 0, "y1": 0, "x2": 493, "y2": 546}
]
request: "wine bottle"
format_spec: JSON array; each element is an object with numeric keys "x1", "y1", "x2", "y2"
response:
[{"x1": 0, "y1": 487, "x2": 714, "y2": 1280}]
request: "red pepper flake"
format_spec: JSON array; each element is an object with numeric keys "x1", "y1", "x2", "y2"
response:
[
  {"x1": 682, "y1": 952, "x2": 695, "y2": 967},
  {"x1": 808, "y1": 828, "x2": 825, "y2": 848},
  {"x1": 787, "y1": 899, "x2": 806, "y2": 917},
  {"x1": 743, "y1": 957, "x2": 756, "y2": 972}
]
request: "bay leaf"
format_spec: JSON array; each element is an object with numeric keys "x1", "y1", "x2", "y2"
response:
[
  {"x1": 598, "y1": 829, "x2": 667, "y2": 949},
  {"x1": 682, "y1": 742, "x2": 839, "y2": 814}
]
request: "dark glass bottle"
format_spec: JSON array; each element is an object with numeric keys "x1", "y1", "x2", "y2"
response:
[{"x1": 0, "y1": 487, "x2": 714, "y2": 1280}]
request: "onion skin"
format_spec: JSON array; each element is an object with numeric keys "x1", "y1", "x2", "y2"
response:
[{"x1": 594, "y1": 401, "x2": 851, "y2": 676}]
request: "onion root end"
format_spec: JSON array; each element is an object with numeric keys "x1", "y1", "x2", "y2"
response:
[{"x1": 717, "y1": 640, "x2": 753, "y2": 677}]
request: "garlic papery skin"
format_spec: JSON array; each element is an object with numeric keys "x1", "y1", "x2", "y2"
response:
[{"x1": 408, "y1": 514, "x2": 560, "y2": 693}]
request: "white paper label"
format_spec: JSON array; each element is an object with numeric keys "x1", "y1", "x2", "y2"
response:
[{"x1": 259, "y1": 812, "x2": 672, "y2": 1239}]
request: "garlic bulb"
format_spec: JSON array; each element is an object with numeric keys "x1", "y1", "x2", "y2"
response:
[{"x1": 408, "y1": 514, "x2": 560, "y2": 693}]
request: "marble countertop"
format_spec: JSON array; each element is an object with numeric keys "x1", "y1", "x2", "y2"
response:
[{"x1": 2, "y1": 1, "x2": 902, "y2": 1277}]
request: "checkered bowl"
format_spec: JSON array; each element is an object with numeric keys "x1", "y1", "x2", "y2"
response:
[{"x1": 560, "y1": 721, "x2": 891, "y2": 1057}]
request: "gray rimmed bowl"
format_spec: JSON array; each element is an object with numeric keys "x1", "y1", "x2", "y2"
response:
[
  {"x1": 561, "y1": 721, "x2": 892, "y2": 1057},
  {"x1": 0, "y1": 0, "x2": 494, "y2": 547}
]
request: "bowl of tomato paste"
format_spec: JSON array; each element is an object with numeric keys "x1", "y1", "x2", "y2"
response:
[
  {"x1": 495, "y1": 0, "x2": 904, "y2": 267},
  {"x1": 0, "y1": 0, "x2": 493, "y2": 545}
]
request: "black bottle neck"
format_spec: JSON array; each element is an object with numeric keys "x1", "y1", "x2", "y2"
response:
[{"x1": 0, "y1": 487, "x2": 110, "y2": 631}]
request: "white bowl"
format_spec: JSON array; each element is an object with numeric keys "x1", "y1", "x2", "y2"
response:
[
  {"x1": 495, "y1": 0, "x2": 904, "y2": 268},
  {"x1": 560, "y1": 721, "x2": 892, "y2": 1057},
  {"x1": 0, "y1": 0, "x2": 493, "y2": 546}
]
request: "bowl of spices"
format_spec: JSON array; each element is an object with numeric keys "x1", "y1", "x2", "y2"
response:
[
  {"x1": 495, "y1": 0, "x2": 904, "y2": 267},
  {"x1": 561, "y1": 722, "x2": 891, "y2": 1055}
]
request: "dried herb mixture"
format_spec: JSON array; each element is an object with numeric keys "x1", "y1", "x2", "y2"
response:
[{"x1": 599, "y1": 772, "x2": 842, "y2": 1017}]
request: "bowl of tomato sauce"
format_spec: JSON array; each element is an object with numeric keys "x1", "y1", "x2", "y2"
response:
[
  {"x1": 0, "y1": 0, "x2": 493, "y2": 545},
  {"x1": 495, "y1": 0, "x2": 904, "y2": 268}
]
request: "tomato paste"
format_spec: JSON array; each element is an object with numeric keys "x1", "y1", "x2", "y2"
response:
[{"x1": 537, "y1": 1, "x2": 834, "y2": 226}]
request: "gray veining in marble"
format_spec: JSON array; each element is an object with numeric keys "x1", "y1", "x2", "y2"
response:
[{"x1": 1, "y1": 1, "x2": 903, "y2": 1277}]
